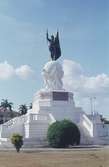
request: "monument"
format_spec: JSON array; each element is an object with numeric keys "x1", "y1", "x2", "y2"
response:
[
  {"x1": 0, "y1": 31, "x2": 109, "y2": 148},
  {"x1": 46, "y1": 30, "x2": 61, "y2": 61},
  {"x1": 32, "y1": 31, "x2": 77, "y2": 124}
]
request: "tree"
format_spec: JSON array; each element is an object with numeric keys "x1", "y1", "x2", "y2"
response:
[
  {"x1": 47, "y1": 120, "x2": 80, "y2": 148},
  {"x1": 0, "y1": 99, "x2": 13, "y2": 111},
  {"x1": 29, "y1": 103, "x2": 32, "y2": 109},
  {"x1": 11, "y1": 133, "x2": 23, "y2": 152},
  {"x1": 19, "y1": 104, "x2": 28, "y2": 115}
]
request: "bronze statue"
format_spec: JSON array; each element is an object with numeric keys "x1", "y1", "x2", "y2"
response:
[{"x1": 46, "y1": 30, "x2": 61, "y2": 61}]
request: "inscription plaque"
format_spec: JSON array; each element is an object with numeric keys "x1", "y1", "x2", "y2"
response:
[{"x1": 53, "y1": 92, "x2": 68, "y2": 101}]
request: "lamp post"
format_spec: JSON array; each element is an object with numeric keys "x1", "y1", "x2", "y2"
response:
[
  {"x1": 93, "y1": 96, "x2": 96, "y2": 114},
  {"x1": 90, "y1": 97, "x2": 96, "y2": 115}
]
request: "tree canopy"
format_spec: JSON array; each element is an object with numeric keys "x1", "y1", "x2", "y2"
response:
[
  {"x1": 18, "y1": 104, "x2": 28, "y2": 115},
  {"x1": 47, "y1": 119, "x2": 80, "y2": 148}
]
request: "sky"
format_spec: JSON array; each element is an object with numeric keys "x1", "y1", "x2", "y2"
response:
[{"x1": 0, "y1": 0, "x2": 109, "y2": 117}]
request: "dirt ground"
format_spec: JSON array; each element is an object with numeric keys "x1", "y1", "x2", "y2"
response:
[{"x1": 0, "y1": 148, "x2": 108, "y2": 167}]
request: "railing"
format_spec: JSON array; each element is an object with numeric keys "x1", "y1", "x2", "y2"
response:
[
  {"x1": 0, "y1": 115, "x2": 26, "y2": 128},
  {"x1": 81, "y1": 114, "x2": 93, "y2": 137},
  {"x1": 29, "y1": 113, "x2": 49, "y2": 122},
  {"x1": 0, "y1": 113, "x2": 50, "y2": 129},
  {"x1": 49, "y1": 113, "x2": 56, "y2": 124}
]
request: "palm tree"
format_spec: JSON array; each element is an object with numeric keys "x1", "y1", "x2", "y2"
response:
[
  {"x1": 29, "y1": 103, "x2": 32, "y2": 109},
  {"x1": 0, "y1": 99, "x2": 13, "y2": 112},
  {"x1": 0, "y1": 99, "x2": 14, "y2": 121},
  {"x1": 19, "y1": 104, "x2": 28, "y2": 115}
]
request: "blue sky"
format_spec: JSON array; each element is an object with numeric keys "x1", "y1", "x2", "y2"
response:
[{"x1": 0, "y1": 0, "x2": 109, "y2": 116}]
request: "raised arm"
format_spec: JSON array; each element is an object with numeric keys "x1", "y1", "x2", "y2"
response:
[{"x1": 46, "y1": 30, "x2": 51, "y2": 42}]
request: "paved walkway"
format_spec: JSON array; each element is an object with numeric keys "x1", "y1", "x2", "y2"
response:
[{"x1": 0, "y1": 145, "x2": 107, "y2": 152}]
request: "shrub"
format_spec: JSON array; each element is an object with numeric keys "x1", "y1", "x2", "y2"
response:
[
  {"x1": 11, "y1": 134, "x2": 23, "y2": 152},
  {"x1": 47, "y1": 119, "x2": 80, "y2": 148}
]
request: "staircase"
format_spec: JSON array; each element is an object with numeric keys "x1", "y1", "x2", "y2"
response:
[
  {"x1": 79, "y1": 114, "x2": 94, "y2": 144},
  {"x1": 0, "y1": 112, "x2": 54, "y2": 148},
  {"x1": 0, "y1": 114, "x2": 27, "y2": 138}
]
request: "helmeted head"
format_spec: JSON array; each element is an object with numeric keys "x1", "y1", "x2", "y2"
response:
[{"x1": 51, "y1": 35, "x2": 54, "y2": 41}]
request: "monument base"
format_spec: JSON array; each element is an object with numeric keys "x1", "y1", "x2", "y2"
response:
[
  {"x1": 32, "y1": 90, "x2": 81, "y2": 122},
  {"x1": 0, "y1": 89, "x2": 84, "y2": 148},
  {"x1": 0, "y1": 90, "x2": 109, "y2": 148}
]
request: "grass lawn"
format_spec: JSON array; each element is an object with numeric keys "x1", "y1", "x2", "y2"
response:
[{"x1": 0, "y1": 148, "x2": 108, "y2": 167}]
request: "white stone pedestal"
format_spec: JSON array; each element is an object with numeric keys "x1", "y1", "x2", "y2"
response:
[
  {"x1": 32, "y1": 90, "x2": 76, "y2": 121},
  {"x1": 22, "y1": 90, "x2": 84, "y2": 147}
]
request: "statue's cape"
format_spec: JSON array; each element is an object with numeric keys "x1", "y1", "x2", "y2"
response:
[{"x1": 54, "y1": 32, "x2": 61, "y2": 60}]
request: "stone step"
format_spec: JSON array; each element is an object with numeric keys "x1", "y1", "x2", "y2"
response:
[
  {"x1": 22, "y1": 138, "x2": 48, "y2": 148},
  {"x1": 0, "y1": 137, "x2": 49, "y2": 148}
]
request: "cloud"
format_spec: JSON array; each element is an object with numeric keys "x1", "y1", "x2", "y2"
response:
[
  {"x1": 0, "y1": 61, "x2": 34, "y2": 80},
  {"x1": 16, "y1": 65, "x2": 34, "y2": 79},
  {"x1": 0, "y1": 61, "x2": 15, "y2": 80},
  {"x1": 63, "y1": 59, "x2": 109, "y2": 97},
  {"x1": 63, "y1": 59, "x2": 109, "y2": 116},
  {"x1": 63, "y1": 59, "x2": 83, "y2": 77}
]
